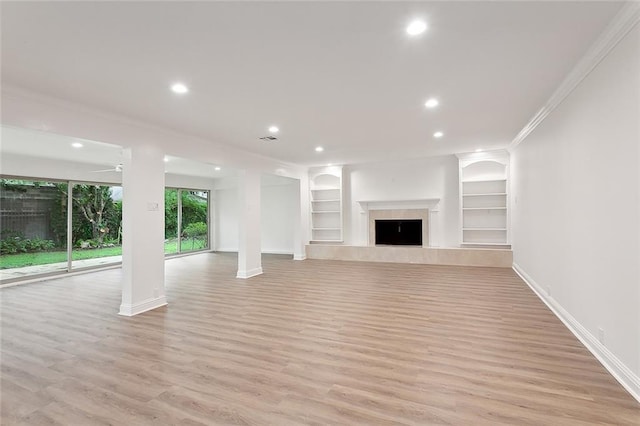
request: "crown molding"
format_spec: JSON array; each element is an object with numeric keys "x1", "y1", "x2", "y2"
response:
[{"x1": 509, "y1": 2, "x2": 640, "y2": 152}]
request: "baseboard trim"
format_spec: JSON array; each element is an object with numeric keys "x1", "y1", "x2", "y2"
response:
[
  {"x1": 119, "y1": 296, "x2": 168, "y2": 317},
  {"x1": 262, "y1": 250, "x2": 294, "y2": 255},
  {"x1": 236, "y1": 267, "x2": 263, "y2": 279},
  {"x1": 293, "y1": 254, "x2": 307, "y2": 261},
  {"x1": 512, "y1": 262, "x2": 640, "y2": 403}
]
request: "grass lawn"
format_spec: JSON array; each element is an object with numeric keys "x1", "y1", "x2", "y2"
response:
[{"x1": 0, "y1": 238, "x2": 207, "y2": 269}]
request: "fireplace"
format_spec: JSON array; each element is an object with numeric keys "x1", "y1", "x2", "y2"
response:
[
  {"x1": 357, "y1": 199, "x2": 441, "y2": 247},
  {"x1": 375, "y1": 220, "x2": 422, "y2": 246}
]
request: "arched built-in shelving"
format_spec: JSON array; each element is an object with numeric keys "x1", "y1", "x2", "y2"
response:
[
  {"x1": 309, "y1": 167, "x2": 343, "y2": 243},
  {"x1": 457, "y1": 152, "x2": 510, "y2": 248}
]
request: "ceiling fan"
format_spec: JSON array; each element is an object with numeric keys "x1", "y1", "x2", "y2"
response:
[{"x1": 91, "y1": 164, "x2": 123, "y2": 173}]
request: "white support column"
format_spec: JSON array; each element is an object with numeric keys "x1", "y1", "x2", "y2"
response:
[
  {"x1": 237, "y1": 169, "x2": 263, "y2": 278},
  {"x1": 293, "y1": 177, "x2": 307, "y2": 260},
  {"x1": 119, "y1": 145, "x2": 167, "y2": 316}
]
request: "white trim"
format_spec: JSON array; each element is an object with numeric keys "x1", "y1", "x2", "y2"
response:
[
  {"x1": 509, "y1": 3, "x2": 640, "y2": 151},
  {"x1": 357, "y1": 198, "x2": 440, "y2": 212},
  {"x1": 456, "y1": 149, "x2": 509, "y2": 166},
  {"x1": 261, "y1": 250, "x2": 294, "y2": 255},
  {"x1": 293, "y1": 254, "x2": 306, "y2": 261},
  {"x1": 236, "y1": 267, "x2": 263, "y2": 279},
  {"x1": 512, "y1": 263, "x2": 640, "y2": 403},
  {"x1": 118, "y1": 296, "x2": 168, "y2": 317}
]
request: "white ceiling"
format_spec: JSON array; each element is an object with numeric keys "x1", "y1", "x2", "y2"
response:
[
  {"x1": 1, "y1": 1, "x2": 623, "y2": 166},
  {"x1": 0, "y1": 125, "x2": 236, "y2": 178}
]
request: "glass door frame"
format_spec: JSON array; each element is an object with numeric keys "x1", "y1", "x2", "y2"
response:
[
  {"x1": 68, "y1": 179, "x2": 122, "y2": 272},
  {"x1": 164, "y1": 186, "x2": 211, "y2": 257}
]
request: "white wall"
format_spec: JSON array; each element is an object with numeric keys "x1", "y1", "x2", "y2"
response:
[
  {"x1": 214, "y1": 175, "x2": 298, "y2": 254},
  {"x1": 261, "y1": 182, "x2": 297, "y2": 254},
  {"x1": 343, "y1": 155, "x2": 460, "y2": 247},
  {"x1": 511, "y1": 24, "x2": 639, "y2": 396},
  {"x1": 214, "y1": 184, "x2": 239, "y2": 252}
]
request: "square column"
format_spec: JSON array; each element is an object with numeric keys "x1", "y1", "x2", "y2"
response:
[
  {"x1": 237, "y1": 169, "x2": 263, "y2": 278},
  {"x1": 119, "y1": 145, "x2": 167, "y2": 316},
  {"x1": 293, "y1": 176, "x2": 308, "y2": 260}
]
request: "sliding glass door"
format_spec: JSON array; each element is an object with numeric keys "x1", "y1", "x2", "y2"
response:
[
  {"x1": 0, "y1": 179, "x2": 68, "y2": 278},
  {"x1": 164, "y1": 188, "x2": 209, "y2": 256},
  {"x1": 164, "y1": 188, "x2": 179, "y2": 254},
  {"x1": 70, "y1": 183, "x2": 123, "y2": 268},
  {"x1": 181, "y1": 190, "x2": 209, "y2": 253},
  {"x1": 1, "y1": 176, "x2": 210, "y2": 282}
]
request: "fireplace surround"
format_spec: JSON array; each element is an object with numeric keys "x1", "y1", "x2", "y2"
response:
[{"x1": 358, "y1": 199, "x2": 440, "y2": 247}]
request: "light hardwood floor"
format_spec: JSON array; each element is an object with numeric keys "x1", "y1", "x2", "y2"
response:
[{"x1": 1, "y1": 253, "x2": 638, "y2": 425}]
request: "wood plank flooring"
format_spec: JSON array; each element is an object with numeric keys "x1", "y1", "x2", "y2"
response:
[{"x1": 1, "y1": 253, "x2": 639, "y2": 425}]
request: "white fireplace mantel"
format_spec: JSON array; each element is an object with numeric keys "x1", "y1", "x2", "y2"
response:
[
  {"x1": 357, "y1": 198, "x2": 440, "y2": 212},
  {"x1": 357, "y1": 198, "x2": 441, "y2": 247}
]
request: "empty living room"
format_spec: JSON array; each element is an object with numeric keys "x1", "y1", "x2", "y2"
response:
[{"x1": 1, "y1": 1, "x2": 639, "y2": 425}]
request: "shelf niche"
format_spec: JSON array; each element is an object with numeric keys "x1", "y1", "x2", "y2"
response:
[
  {"x1": 458, "y1": 152, "x2": 510, "y2": 248},
  {"x1": 309, "y1": 167, "x2": 343, "y2": 244}
]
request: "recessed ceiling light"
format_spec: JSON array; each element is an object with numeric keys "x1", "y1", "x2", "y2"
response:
[
  {"x1": 315, "y1": 146, "x2": 324, "y2": 152},
  {"x1": 71, "y1": 142, "x2": 83, "y2": 148},
  {"x1": 425, "y1": 98, "x2": 439, "y2": 108},
  {"x1": 475, "y1": 148, "x2": 483, "y2": 153},
  {"x1": 434, "y1": 131, "x2": 444, "y2": 138},
  {"x1": 171, "y1": 82, "x2": 188, "y2": 94},
  {"x1": 406, "y1": 20, "x2": 427, "y2": 36},
  {"x1": 214, "y1": 166, "x2": 221, "y2": 171},
  {"x1": 164, "y1": 157, "x2": 169, "y2": 162},
  {"x1": 268, "y1": 126, "x2": 279, "y2": 133}
]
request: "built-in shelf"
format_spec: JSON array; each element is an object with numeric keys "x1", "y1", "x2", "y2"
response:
[
  {"x1": 462, "y1": 207, "x2": 507, "y2": 211},
  {"x1": 458, "y1": 152, "x2": 510, "y2": 248},
  {"x1": 462, "y1": 193, "x2": 506, "y2": 197},
  {"x1": 462, "y1": 178, "x2": 507, "y2": 183},
  {"x1": 310, "y1": 168, "x2": 343, "y2": 244}
]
